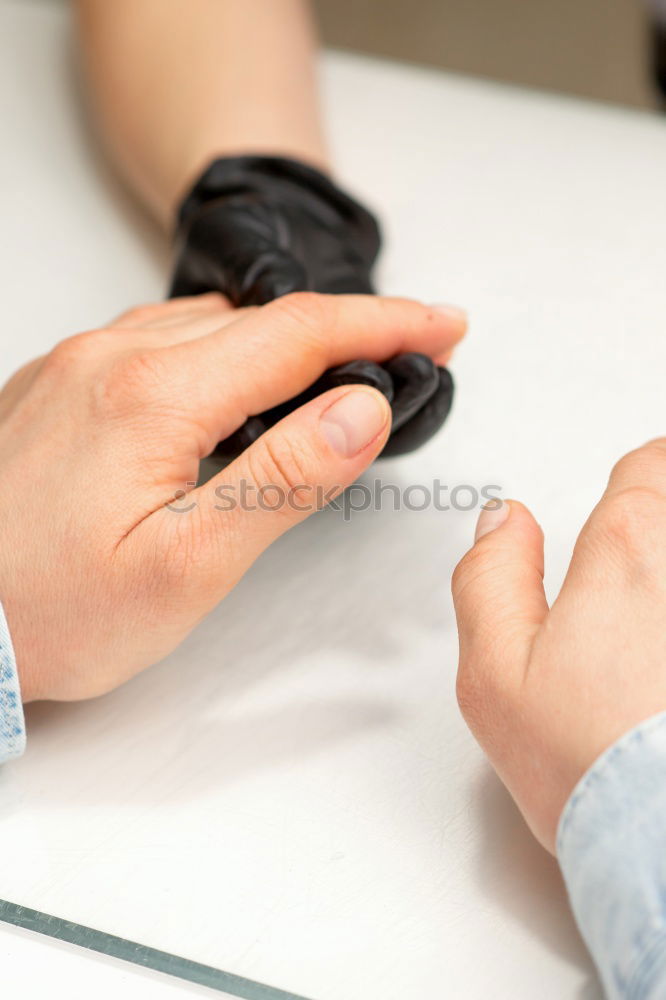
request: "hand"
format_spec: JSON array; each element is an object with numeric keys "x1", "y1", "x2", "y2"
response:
[
  {"x1": 452, "y1": 438, "x2": 666, "y2": 853},
  {"x1": 0, "y1": 291, "x2": 463, "y2": 703},
  {"x1": 170, "y1": 156, "x2": 466, "y2": 458}
]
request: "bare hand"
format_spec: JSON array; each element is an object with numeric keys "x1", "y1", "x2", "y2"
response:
[
  {"x1": 453, "y1": 439, "x2": 666, "y2": 852},
  {"x1": 0, "y1": 291, "x2": 464, "y2": 702}
]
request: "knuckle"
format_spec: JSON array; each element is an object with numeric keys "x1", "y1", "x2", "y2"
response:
[
  {"x1": 96, "y1": 350, "x2": 169, "y2": 416},
  {"x1": 118, "y1": 349, "x2": 167, "y2": 388},
  {"x1": 46, "y1": 329, "x2": 112, "y2": 372},
  {"x1": 269, "y1": 292, "x2": 331, "y2": 342},
  {"x1": 611, "y1": 440, "x2": 666, "y2": 483},
  {"x1": 595, "y1": 487, "x2": 666, "y2": 557}
]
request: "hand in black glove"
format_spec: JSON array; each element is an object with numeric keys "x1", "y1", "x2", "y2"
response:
[{"x1": 170, "y1": 156, "x2": 455, "y2": 458}]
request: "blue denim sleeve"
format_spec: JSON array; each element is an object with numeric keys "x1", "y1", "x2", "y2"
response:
[
  {"x1": 557, "y1": 712, "x2": 666, "y2": 1000},
  {"x1": 0, "y1": 598, "x2": 26, "y2": 763}
]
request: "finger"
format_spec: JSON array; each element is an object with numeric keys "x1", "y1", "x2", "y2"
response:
[
  {"x1": 452, "y1": 500, "x2": 549, "y2": 706},
  {"x1": 316, "y1": 360, "x2": 394, "y2": 401},
  {"x1": 383, "y1": 353, "x2": 439, "y2": 432},
  {"x1": 158, "y1": 294, "x2": 467, "y2": 443},
  {"x1": 433, "y1": 305, "x2": 467, "y2": 365},
  {"x1": 603, "y1": 437, "x2": 666, "y2": 499},
  {"x1": 112, "y1": 293, "x2": 233, "y2": 330},
  {"x1": 214, "y1": 360, "x2": 394, "y2": 462},
  {"x1": 380, "y1": 367, "x2": 454, "y2": 457},
  {"x1": 159, "y1": 386, "x2": 392, "y2": 592}
]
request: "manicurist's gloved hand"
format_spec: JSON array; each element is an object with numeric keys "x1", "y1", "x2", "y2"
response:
[
  {"x1": 170, "y1": 156, "x2": 465, "y2": 459},
  {"x1": 0, "y1": 292, "x2": 464, "y2": 703},
  {"x1": 452, "y1": 438, "x2": 666, "y2": 853}
]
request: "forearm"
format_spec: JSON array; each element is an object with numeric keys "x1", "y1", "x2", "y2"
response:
[{"x1": 73, "y1": 0, "x2": 329, "y2": 226}]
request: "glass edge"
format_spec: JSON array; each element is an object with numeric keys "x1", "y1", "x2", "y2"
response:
[{"x1": 0, "y1": 899, "x2": 311, "y2": 1000}]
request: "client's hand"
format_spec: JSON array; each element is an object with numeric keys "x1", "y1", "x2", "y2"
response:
[
  {"x1": 452, "y1": 439, "x2": 666, "y2": 852},
  {"x1": 0, "y1": 292, "x2": 463, "y2": 703},
  {"x1": 170, "y1": 157, "x2": 466, "y2": 458}
]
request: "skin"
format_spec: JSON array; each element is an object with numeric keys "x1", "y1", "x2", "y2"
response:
[
  {"x1": 0, "y1": 292, "x2": 465, "y2": 703},
  {"x1": 73, "y1": 0, "x2": 329, "y2": 225},
  {"x1": 452, "y1": 438, "x2": 666, "y2": 853}
]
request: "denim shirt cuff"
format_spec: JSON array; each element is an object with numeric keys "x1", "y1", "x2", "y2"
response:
[
  {"x1": 557, "y1": 712, "x2": 666, "y2": 1000},
  {"x1": 0, "y1": 598, "x2": 26, "y2": 763}
]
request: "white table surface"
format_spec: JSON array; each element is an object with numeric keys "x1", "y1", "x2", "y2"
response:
[{"x1": 2, "y1": 1, "x2": 666, "y2": 998}]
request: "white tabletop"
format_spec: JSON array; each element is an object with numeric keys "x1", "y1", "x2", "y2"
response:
[{"x1": 2, "y1": 1, "x2": 666, "y2": 998}]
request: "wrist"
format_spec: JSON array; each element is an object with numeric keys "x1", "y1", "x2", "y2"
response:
[{"x1": 170, "y1": 145, "x2": 332, "y2": 224}]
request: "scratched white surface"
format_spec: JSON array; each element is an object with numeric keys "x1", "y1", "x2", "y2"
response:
[{"x1": 2, "y1": 2, "x2": 666, "y2": 998}]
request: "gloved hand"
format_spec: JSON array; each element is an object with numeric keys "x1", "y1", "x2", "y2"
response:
[{"x1": 170, "y1": 156, "x2": 456, "y2": 458}]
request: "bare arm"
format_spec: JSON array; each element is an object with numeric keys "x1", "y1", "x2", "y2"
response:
[{"x1": 73, "y1": 0, "x2": 329, "y2": 226}]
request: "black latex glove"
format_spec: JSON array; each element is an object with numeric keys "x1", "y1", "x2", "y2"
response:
[
  {"x1": 652, "y1": 17, "x2": 666, "y2": 104},
  {"x1": 170, "y1": 156, "x2": 454, "y2": 458}
]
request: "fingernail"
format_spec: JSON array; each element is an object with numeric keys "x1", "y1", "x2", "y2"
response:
[
  {"x1": 430, "y1": 303, "x2": 468, "y2": 325},
  {"x1": 475, "y1": 500, "x2": 510, "y2": 542},
  {"x1": 320, "y1": 389, "x2": 389, "y2": 458}
]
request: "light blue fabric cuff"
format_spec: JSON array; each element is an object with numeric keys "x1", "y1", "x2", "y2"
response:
[
  {"x1": 557, "y1": 712, "x2": 666, "y2": 1000},
  {"x1": 0, "y1": 598, "x2": 26, "y2": 763}
]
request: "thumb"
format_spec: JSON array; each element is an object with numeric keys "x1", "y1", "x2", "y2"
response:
[
  {"x1": 191, "y1": 385, "x2": 392, "y2": 589},
  {"x1": 452, "y1": 500, "x2": 549, "y2": 711}
]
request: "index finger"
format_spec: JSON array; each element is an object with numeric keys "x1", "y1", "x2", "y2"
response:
[{"x1": 158, "y1": 293, "x2": 467, "y2": 441}]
